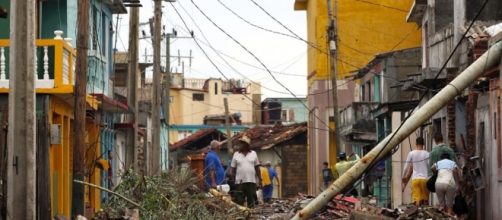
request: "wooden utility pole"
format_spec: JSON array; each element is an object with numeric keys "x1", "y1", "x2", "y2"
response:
[
  {"x1": 223, "y1": 98, "x2": 232, "y2": 153},
  {"x1": 151, "y1": 0, "x2": 162, "y2": 175},
  {"x1": 72, "y1": 0, "x2": 90, "y2": 216},
  {"x1": 127, "y1": 7, "x2": 141, "y2": 173},
  {"x1": 6, "y1": 1, "x2": 37, "y2": 219},
  {"x1": 327, "y1": 0, "x2": 341, "y2": 155}
]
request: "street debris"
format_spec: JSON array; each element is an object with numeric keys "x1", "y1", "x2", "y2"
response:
[
  {"x1": 248, "y1": 194, "x2": 354, "y2": 219},
  {"x1": 93, "y1": 169, "x2": 249, "y2": 220}
]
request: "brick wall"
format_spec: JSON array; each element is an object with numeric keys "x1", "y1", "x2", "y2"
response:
[{"x1": 281, "y1": 144, "x2": 308, "y2": 197}]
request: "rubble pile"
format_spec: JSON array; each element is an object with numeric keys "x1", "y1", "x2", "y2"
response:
[
  {"x1": 395, "y1": 205, "x2": 455, "y2": 220},
  {"x1": 94, "y1": 169, "x2": 249, "y2": 220},
  {"x1": 250, "y1": 194, "x2": 354, "y2": 219}
]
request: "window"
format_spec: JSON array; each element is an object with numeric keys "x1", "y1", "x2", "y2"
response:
[
  {"x1": 367, "y1": 81, "x2": 372, "y2": 101},
  {"x1": 91, "y1": 6, "x2": 98, "y2": 51},
  {"x1": 192, "y1": 93, "x2": 204, "y2": 101},
  {"x1": 214, "y1": 82, "x2": 218, "y2": 95},
  {"x1": 361, "y1": 85, "x2": 366, "y2": 101},
  {"x1": 281, "y1": 109, "x2": 295, "y2": 122}
]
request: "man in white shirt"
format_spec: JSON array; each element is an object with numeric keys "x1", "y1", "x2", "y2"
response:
[
  {"x1": 402, "y1": 137, "x2": 430, "y2": 206},
  {"x1": 229, "y1": 135, "x2": 262, "y2": 208}
]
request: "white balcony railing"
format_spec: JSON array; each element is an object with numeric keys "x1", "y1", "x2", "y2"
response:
[{"x1": 0, "y1": 38, "x2": 76, "y2": 92}]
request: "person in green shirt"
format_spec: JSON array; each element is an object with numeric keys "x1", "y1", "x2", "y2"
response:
[
  {"x1": 429, "y1": 133, "x2": 456, "y2": 172},
  {"x1": 333, "y1": 152, "x2": 360, "y2": 196}
]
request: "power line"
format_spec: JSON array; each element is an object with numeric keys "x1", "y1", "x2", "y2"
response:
[
  {"x1": 170, "y1": 3, "x2": 263, "y2": 109},
  {"x1": 170, "y1": 3, "x2": 338, "y2": 133},
  {"x1": 173, "y1": 3, "x2": 302, "y2": 96},
  {"x1": 216, "y1": 0, "x2": 299, "y2": 40},
  {"x1": 189, "y1": 0, "x2": 336, "y2": 132},
  {"x1": 347, "y1": 0, "x2": 490, "y2": 196},
  {"x1": 354, "y1": 0, "x2": 408, "y2": 13}
]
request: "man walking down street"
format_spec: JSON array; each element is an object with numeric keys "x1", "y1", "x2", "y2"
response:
[
  {"x1": 204, "y1": 140, "x2": 226, "y2": 190},
  {"x1": 262, "y1": 161, "x2": 278, "y2": 203},
  {"x1": 429, "y1": 133, "x2": 456, "y2": 171},
  {"x1": 230, "y1": 136, "x2": 262, "y2": 208},
  {"x1": 402, "y1": 137, "x2": 430, "y2": 206}
]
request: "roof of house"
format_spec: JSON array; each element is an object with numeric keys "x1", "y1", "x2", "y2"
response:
[
  {"x1": 170, "y1": 128, "x2": 227, "y2": 152},
  {"x1": 228, "y1": 122, "x2": 307, "y2": 150}
]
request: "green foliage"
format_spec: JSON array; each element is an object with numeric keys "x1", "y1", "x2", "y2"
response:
[{"x1": 96, "y1": 168, "x2": 247, "y2": 220}]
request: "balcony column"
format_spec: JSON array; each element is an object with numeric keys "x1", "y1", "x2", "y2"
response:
[{"x1": 0, "y1": 47, "x2": 5, "y2": 80}]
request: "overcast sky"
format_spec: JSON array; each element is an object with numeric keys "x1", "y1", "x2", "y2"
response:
[{"x1": 115, "y1": 0, "x2": 308, "y2": 99}]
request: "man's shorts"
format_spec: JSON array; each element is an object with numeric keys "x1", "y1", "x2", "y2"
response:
[{"x1": 411, "y1": 179, "x2": 429, "y2": 202}]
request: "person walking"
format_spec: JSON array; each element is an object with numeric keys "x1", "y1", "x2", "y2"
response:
[
  {"x1": 429, "y1": 132, "x2": 456, "y2": 170},
  {"x1": 322, "y1": 161, "x2": 334, "y2": 189},
  {"x1": 432, "y1": 153, "x2": 460, "y2": 215},
  {"x1": 229, "y1": 135, "x2": 262, "y2": 208},
  {"x1": 262, "y1": 161, "x2": 277, "y2": 203},
  {"x1": 204, "y1": 140, "x2": 225, "y2": 190},
  {"x1": 335, "y1": 152, "x2": 360, "y2": 196},
  {"x1": 402, "y1": 137, "x2": 430, "y2": 206},
  {"x1": 335, "y1": 152, "x2": 360, "y2": 177}
]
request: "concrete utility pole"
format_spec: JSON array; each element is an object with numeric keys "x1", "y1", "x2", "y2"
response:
[
  {"x1": 127, "y1": 7, "x2": 140, "y2": 173},
  {"x1": 151, "y1": 0, "x2": 162, "y2": 175},
  {"x1": 292, "y1": 41, "x2": 502, "y2": 220},
  {"x1": 72, "y1": 0, "x2": 90, "y2": 216},
  {"x1": 327, "y1": 0, "x2": 341, "y2": 156},
  {"x1": 6, "y1": 1, "x2": 36, "y2": 219},
  {"x1": 163, "y1": 32, "x2": 171, "y2": 136},
  {"x1": 223, "y1": 98, "x2": 232, "y2": 153}
]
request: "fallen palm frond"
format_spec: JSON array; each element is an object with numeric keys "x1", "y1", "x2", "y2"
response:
[{"x1": 94, "y1": 168, "x2": 249, "y2": 220}]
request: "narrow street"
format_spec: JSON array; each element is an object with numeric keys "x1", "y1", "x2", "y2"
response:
[{"x1": 0, "y1": 0, "x2": 502, "y2": 219}]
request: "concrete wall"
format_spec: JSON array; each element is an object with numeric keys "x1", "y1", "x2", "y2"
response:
[
  {"x1": 476, "y1": 90, "x2": 502, "y2": 220},
  {"x1": 113, "y1": 131, "x2": 126, "y2": 185},
  {"x1": 466, "y1": 0, "x2": 502, "y2": 22},
  {"x1": 391, "y1": 112, "x2": 416, "y2": 208}
]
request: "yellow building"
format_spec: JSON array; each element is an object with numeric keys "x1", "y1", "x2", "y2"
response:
[
  {"x1": 294, "y1": 0, "x2": 421, "y2": 194},
  {"x1": 168, "y1": 77, "x2": 261, "y2": 143}
]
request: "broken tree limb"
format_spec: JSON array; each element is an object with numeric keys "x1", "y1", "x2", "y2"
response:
[
  {"x1": 73, "y1": 180, "x2": 141, "y2": 208},
  {"x1": 209, "y1": 188, "x2": 250, "y2": 212},
  {"x1": 292, "y1": 40, "x2": 502, "y2": 220}
]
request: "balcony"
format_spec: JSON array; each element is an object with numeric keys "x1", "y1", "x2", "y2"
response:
[
  {"x1": 406, "y1": 0, "x2": 427, "y2": 25},
  {"x1": 340, "y1": 102, "x2": 378, "y2": 143},
  {"x1": 402, "y1": 68, "x2": 447, "y2": 91},
  {"x1": 0, "y1": 39, "x2": 76, "y2": 93}
]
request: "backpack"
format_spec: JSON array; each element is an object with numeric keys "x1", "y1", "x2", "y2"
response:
[{"x1": 426, "y1": 174, "x2": 437, "y2": 192}]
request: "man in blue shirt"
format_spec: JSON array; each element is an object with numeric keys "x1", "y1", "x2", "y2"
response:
[{"x1": 204, "y1": 140, "x2": 225, "y2": 190}]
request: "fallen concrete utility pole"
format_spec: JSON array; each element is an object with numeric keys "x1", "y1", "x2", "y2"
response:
[{"x1": 292, "y1": 40, "x2": 502, "y2": 220}]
